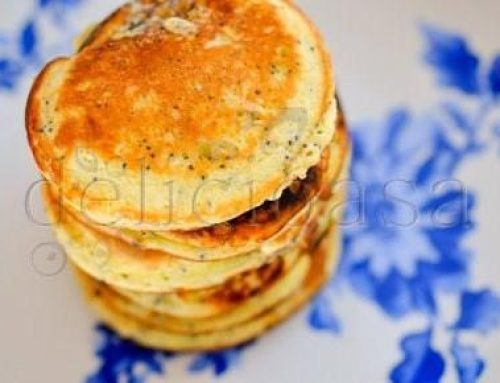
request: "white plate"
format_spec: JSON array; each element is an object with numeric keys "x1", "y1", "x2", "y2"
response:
[{"x1": 0, "y1": 1, "x2": 499, "y2": 382}]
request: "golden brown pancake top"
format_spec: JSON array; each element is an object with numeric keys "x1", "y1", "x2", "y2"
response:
[{"x1": 53, "y1": 0, "x2": 299, "y2": 177}]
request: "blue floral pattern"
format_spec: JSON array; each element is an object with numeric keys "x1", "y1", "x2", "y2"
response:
[
  {"x1": 308, "y1": 24, "x2": 500, "y2": 383},
  {"x1": 421, "y1": 24, "x2": 480, "y2": 94},
  {"x1": 489, "y1": 56, "x2": 500, "y2": 96},
  {"x1": 454, "y1": 290, "x2": 500, "y2": 334},
  {"x1": 85, "y1": 325, "x2": 250, "y2": 382},
  {"x1": 342, "y1": 107, "x2": 475, "y2": 318},
  {"x1": 0, "y1": 0, "x2": 83, "y2": 92},
  {"x1": 86, "y1": 325, "x2": 173, "y2": 383},
  {"x1": 390, "y1": 329, "x2": 445, "y2": 383},
  {"x1": 451, "y1": 337, "x2": 486, "y2": 383},
  {"x1": 188, "y1": 342, "x2": 252, "y2": 377},
  {"x1": 2, "y1": 2, "x2": 499, "y2": 382}
]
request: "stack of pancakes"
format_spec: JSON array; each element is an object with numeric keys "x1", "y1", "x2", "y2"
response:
[{"x1": 26, "y1": 0, "x2": 350, "y2": 351}]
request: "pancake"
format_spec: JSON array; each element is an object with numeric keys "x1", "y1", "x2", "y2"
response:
[
  {"x1": 41, "y1": 112, "x2": 350, "y2": 293},
  {"x1": 116, "y1": 246, "x2": 302, "y2": 319},
  {"x1": 43, "y1": 182, "x2": 288, "y2": 293},
  {"x1": 74, "y1": 221, "x2": 340, "y2": 351},
  {"x1": 42, "y1": 179, "x2": 329, "y2": 293},
  {"x1": 113, "y1": 174, "x2": 344, "y2": 319},
  {"x1": 83, "y1": 254, "x2": 310, "y2": 332},
  {"x1": 79, "y1": 120, "x2": 349, "y2": 261},
  {"x1": 26, "y1": 0, "x2": 336, "y2": 231}
]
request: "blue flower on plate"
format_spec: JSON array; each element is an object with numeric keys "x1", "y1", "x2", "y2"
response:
[
  {"x1": 0, "y1": 19, "x2": 38, "y2": 90},
  {"x1": 340, "y1": 107, "x2": 475, "y2": 318},
  {"x1": 308, "y1": 291, "x2": 341, "y2": 334},
  {"x1": 19, "y1": 21, "x2": 38, "y2": 57},
  {"x1": 390, "y1": 329, "x2": 445, "y2": 383},
  {"x1": 86, "y1": 325, "x2": 174, "y2": 383},
  {"x1": 0, "y1": 58, "x2": 23, "y2": 89},
  {"x1": 87, "y1": 324, "x2": 252, "y2": 381},
  {"x1": 453, "y1": 290, "x2": 500, "y2": 334},
  {"x1": 0, "y1": 0, "x2": 84, "y2": 92},
  {"x1": 188, "y1": 343, "x2": 252, "y2": 377},
  {"x1": 488, "y1": 55, "x2": 500, "y2": 97},
  {"x1": 310, "y1": 24, "x2": 499, "y2": 382},
  {"x1": 421, "y1": 24, "x2": 480, "y2": 94}
]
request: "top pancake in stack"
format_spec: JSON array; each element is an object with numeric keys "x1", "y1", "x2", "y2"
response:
[{"x1": 26, "y1": 0, "x2": 336, "y2": 233}]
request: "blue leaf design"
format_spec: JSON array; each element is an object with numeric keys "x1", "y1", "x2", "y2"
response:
[
  {"x1": 441, "y1": 102, "x2": 473, "y2": 133},
  {"x1": 410, "y1": 274, "x2": 437, "y2": 315},
  {"x1": 19, "y1": 21, "x2": 37, "y2": 57},
  {"x1": 390, "y1": 329, "x2": 445, "y2": 383},
  {"x1": 454, "y1": 290, "x2": 500, "y2": 334},
  {"x1": 86, "y1": 324, "x2": 174, "y2": 383},
  {"x1": 442, "y1": 102, "x2": 486, "y2": 155},
  {"x1": 0, "y1": 34, "x2": 8, "y2": 47},
  {"x1": 451, "y1": 338, "x2": 485, "y2": 383},
  {"x1": 347, "y1": 261, "x2": 376, "y2": 300},
  {"x1": 383, "y1": 109, "x2": 411, "y2": 154},
  {"x1": 415, "y1": 155, "x2": 439, "y2": 186},
  {"x1": 188, "y1": 343, "x2": 252, "y2": 377},
  {"x1": 421, "y1": 189, "x2": 473, "y2": 228},
  {"x1": 374, "y1": 271, "x2": 414, "y2": 319},
  {"x1": 415, "y1": 129, "x2": 466, "y2": 186},
  {"x1": 308, "y1": 293, "x2": 342, "y2": 334},
  {"x1": 349, "y1": 130, "x2": 366, "y2": 163},
  {"x1": 488, "y1": 55, "x2": 500, "y2": 97},
  {"x1": 0, "y1": 58, "x2": 23, "y2": 90},
  {"x1": 39, "y1": 0, "x2": 82, "y2": 8},
  {"x1": 421, "y1": 24, "x2": 480, "y2": 94}
]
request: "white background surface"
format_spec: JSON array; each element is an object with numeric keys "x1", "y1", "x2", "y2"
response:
[{"x1": 0, "y1": 1, "x2": 498, "y2": 382}]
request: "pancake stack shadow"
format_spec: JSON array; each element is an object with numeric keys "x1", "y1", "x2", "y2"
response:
[{"x1": 25, "y1": 0, "x2": 350, "y2": 351}]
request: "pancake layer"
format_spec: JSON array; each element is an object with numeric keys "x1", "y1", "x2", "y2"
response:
[
  {"x1": 74, "y1": 222, "x2": 339, "y2": 351},
  {"x1": 72, "y1": 120, "x2": 349, "y2": 261},
  {"x1": 27, "y1": 0, "x2": 336, "y2": 230}
]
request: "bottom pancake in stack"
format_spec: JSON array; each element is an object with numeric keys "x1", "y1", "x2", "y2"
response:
[{"x1": 74, "y1": 219, "x2": 340, "y2": 351}]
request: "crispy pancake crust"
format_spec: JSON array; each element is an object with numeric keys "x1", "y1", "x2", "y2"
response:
[
  {"x1": 42, "y1": 182, "x2": 287, "y2": 292},
  {"x1": 74, "y1": 222, "x2": 340, "y2": 351},
  {"x1": 43, "y1": 183, "x2": 311, "y2": 292},
  {"x1": 77, "y1": 120, "x2": 348, "y2": 260},
  {"x1": 103, "y1": 252, "x2": 309, "y2": 326},
  {"x1": 80, "y1": 256, "x2": 310, "y2": 333},
  {"x1": 113, "y1": 174, "x2": 346, "y2": 319},
  {"x1": 27, "y1": 0, "x2": 335, "y2": 230},
  {"x1": 42, "y1": 131, "x2": 349, "y2": 293}
]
